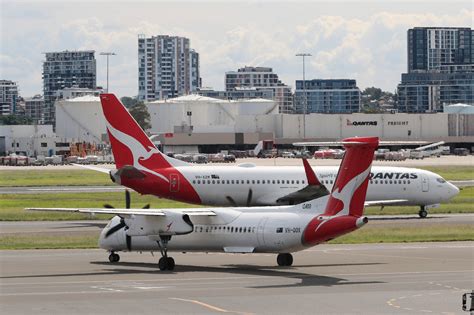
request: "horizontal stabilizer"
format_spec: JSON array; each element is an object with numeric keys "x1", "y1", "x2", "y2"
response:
[
  {"x1": 115, "y1": 165, "x2": 146, "y2": 179},
  {"x1": 364, "y1": 199, "x2": 409, "y2": 207},
  {"x1": 72, "y1": 163, "x2": 111, "y2": 174}
]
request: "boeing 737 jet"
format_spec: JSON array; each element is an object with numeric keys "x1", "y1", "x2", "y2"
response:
[
  {"x1": 79, "y1": 94, "x2": 459, "y2": 218},
  {"x1": 29, "y1": 137, "x2": 379, "y2": 270}
]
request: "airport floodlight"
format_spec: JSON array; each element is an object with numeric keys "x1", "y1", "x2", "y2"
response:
[{"x1": 100, "y1": 52, "x2": 117, "y2": 93}]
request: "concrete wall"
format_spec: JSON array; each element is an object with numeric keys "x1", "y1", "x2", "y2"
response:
[{"x1": 0, "y1": 125, "x2": 58, "y2": 156}]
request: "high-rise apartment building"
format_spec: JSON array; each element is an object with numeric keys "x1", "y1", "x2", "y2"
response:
[
  {"x1": 0, "y1": 80, "x2": 19, "y2": 116},
  {"x1": 225, "y1": 66, "x2": 293, "y2": 113},
  {"x1": 398, "y1": 27, "x2": 473, "y2": 112},
  {"x1": 24, "y1": 95, "x2": 44, "y2": 124},
  {"x1": 408, "y1": 27, "x2": 473, "y2": 73},
  {"x1": 138, "y1": 35, "x2": 201, "y2": 101},
  {"x1": 42, "y1": 50, "x2": 96, "y2": 124},
  {"x1": 294, "y1": 79, "x2": 361, "y2": 113}
]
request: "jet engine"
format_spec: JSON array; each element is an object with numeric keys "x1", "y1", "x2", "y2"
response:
[{"x1": 125, "y1": 211, "x2": 194, "y2": 236}]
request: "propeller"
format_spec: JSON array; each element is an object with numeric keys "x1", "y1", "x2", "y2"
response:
[{"x1": 103, "y1": 190, "x2": 150, "y2": 252}]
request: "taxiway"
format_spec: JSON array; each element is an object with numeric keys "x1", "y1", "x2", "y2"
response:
[{"x1": 1, "y1": 242, "x2": 472, "y2": 314}]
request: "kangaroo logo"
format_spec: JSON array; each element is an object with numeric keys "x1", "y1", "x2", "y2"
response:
[
  {"x1": 331, "y1": 165, "x2": 371, "y2": 216},
  {"x1": 106, "y1": 121, "x2": 170, "y2": 183}
]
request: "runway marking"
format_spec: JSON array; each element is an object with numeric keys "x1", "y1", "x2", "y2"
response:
[{"x1": 169, "y1": 297, "x2": 252, "y2": 315}]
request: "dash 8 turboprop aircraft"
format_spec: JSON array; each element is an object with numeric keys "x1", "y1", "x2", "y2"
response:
[
  {"x1": 80, "y1": 94, "x2": 458, "y2": 218},
  {"x1": 29, "y1": 137, "x2": 378, "y2": 270}
]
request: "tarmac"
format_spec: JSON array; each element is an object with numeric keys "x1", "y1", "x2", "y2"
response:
[{"x1": 1, "y1": 242, "x2": 472, "y2": 314}]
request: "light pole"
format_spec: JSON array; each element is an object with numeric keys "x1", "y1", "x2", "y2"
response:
[
  {"x1": 100, "y1": 52, "x2": 116, "y2": 93},
  {"x1": 296, "y1": 53, "x2": 311, "y2": 140}
]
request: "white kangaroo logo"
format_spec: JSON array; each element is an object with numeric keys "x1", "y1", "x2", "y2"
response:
[
  {"x1": 330, "y1": 165, "x2": 371, "y2": 216},
  {"x1": 106, "y1": 121, "x2": 170, "y2": 183}
]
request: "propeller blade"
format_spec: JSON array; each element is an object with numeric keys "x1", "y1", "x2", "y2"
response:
[
  {"x1": 126, "y1": 234, "x2": 132, "y2": 251},
  {"x1": 125, "y1": 190, "x2": 131, "y2": 209},
  {"x1": 226, "y1": 196, "x2": 237, "y2": 207},
  {"x1": 103, "y1": 204, "x2": 115, "y2": 209},
  {"x1": 105, "y1": 221, "x2": 126, "y2": 238},
  {"x1": 246, "y1": 189, "x2": 253, "y2": 207},
  {"x1": 142, "y1": 204, "x2": 150, "y2": 209}
]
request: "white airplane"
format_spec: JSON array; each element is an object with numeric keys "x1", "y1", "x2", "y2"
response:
[
  {"x1": 29, "y1": 136, "x2": 379, "y2": 270},
  {"x1": 78, "y1": 94, "x2": 459, "y2": 218}
]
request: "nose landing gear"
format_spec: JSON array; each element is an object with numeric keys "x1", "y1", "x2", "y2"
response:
[
  {"x1": 108, "y1": 252, "x2": 120, "y2": 263},
  {"x1": 419, "y1": 206, "x2": 428, "y2": 218},
  {"x1": 157, "y1": 235, "x2": 175, "y2": 271}
]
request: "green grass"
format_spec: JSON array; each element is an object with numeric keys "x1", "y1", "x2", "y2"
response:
[
  {"x1": 330, "y1": 224, "x2": 474, "y2": 244},
  {"x1": 0, "y1": 192, "x2": 199, "y2": 221},
  {"x1": 421, "y1": 166, "x2": 474, "y2": 181},
  {"x1": 0, "y1": 169, "x2": 112, "y2": 187},
  {"x1": 0, "y1": 235, "x2": 99, "y2": 250},
  {"x1": 1, "y1": 224, "x2": 472, "y2": 250}
]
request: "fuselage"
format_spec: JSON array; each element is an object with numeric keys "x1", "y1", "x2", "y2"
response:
[{"x1": 120, "y1": 164, "x2": 459, "y2": 207}]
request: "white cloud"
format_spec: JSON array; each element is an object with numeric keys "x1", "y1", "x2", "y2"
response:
[{"x1": 0, "y1": 1, "x2": 472, "y2": 97}]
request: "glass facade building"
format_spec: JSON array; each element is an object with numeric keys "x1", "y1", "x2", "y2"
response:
[
  {"x1": 294, "y1": 79, "x2": 361, "y2": 113},
  {"x1": 42, "y1": 51, "x2": 96, "y2": 125}
]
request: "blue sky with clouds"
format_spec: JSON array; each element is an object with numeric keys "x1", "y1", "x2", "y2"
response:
[{"x1": 1, "y1": 0, "x2": 472, "y2": 97}]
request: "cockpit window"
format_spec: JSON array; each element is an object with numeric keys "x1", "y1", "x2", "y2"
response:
[{"x1": 436, "y1": 177, "x2": 446, "y2": 183}]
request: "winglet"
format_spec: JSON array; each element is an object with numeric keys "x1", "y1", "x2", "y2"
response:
[{"x1": 302, "y1": 159, "x2": 321, "y2": 186}]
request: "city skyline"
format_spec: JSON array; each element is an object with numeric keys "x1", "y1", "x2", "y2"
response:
[{"x1": 1, "y1": 0, "x2": 472, "y2": 98}]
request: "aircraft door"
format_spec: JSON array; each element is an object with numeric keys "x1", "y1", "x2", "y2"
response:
[
  {"x1": 169, "y1": 174, "x2": 180, "y2": 192},
  {"x1": 257, "y1": 217, "x2": 268, "y2": 247},
  {"x1": 421, "y1": 174, "x2": 429, "y2": 192}
]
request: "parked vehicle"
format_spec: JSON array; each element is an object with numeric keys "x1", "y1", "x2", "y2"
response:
[{"x1": 453, "y1": 148, "x2": 469, "y2": 156}]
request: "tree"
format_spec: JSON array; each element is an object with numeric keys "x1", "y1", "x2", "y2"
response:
[
  {"x1": 129, "y1": 101, "x2": 151, "y2": 131},
  {"x1": 120, "y1": 96, "x2": 139, "y2": 108},
  {"x1": 0, "y1": 115, "x2": 33, "y2": 125}
]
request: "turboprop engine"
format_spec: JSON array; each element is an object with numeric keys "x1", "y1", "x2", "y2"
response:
[{"x1": 125, "y1": 211, "x2": 194, "y2": 237}]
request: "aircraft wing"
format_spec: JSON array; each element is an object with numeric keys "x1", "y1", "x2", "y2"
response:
[
  {"x1": 72, "y1": 163, "x2": 111, "y2": 174},
  {"x1": 26, "y1": 208, "x2": 216, "y2": 216},
  {"x1": 277, "y1": 158, "x2": 330, "y2": 204},
  {"x1": 364, "y1": 200, "x2": 409, "y2": 207}
]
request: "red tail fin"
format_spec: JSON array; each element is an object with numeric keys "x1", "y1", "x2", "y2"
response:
[
  {"x1": 323, "y1": 137, "x2": 379, "y2": 217},
  {"x1": 100, "y1": 94, "x2": 171, "y2": 170}
]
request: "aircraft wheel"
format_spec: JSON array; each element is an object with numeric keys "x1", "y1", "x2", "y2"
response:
[
  {"x1": 167, "y1": 257, "x2": 175, "y2": 270},
  {"x1": 419, "y1": 207, "x2": 428, "y2": 218},
  {"x1": 158, "y1": 257, "x2": 168, "y2": 270},
  {"x1": 277, "y1": 253, "x2": 293, "y2": 266},
  {"x1": 108, "y1": 253, "x2": 120, "y2": 263}
]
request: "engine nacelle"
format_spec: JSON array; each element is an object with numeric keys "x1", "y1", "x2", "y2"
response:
[{"x1": 125, "y1": 211, "x2": 194, "y2": 236}]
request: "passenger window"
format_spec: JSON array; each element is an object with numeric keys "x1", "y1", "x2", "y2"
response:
[
  {"x1": 239, "y1": 227, "x2": 242, "y2": 233},
  {"x1": 216, "y1": 180, "x2": 220, "y2": 184},
  {"x1": 207, "y1": 180, "x2": 211, "y2": 184},
  {"x1": 257, "y1": 180, "x2": 260, "y2": 184},
  {"x1": 286, "y1": 180, "x2": 290, "y2": 184},
  {"x1": 192, "y1": 180, "x2": 196, "y2": 184},
  {"x1": 262, "y1": 180, "x2": 265, "y2": 184},
  {"x1": 247, "y1": 180, "x2": 250, "y2": 184},
  {"x1": 231, "y1": 227, "x2": 234, "y2": 233},
  {"x1": 226, "y1": 180, "x2": 230, "y2": 184},
  {"x1": 197, "y1": 180, "x2": 201, "y2": 184},
  {"x1": 370, "y1": 180, "x2": 373, "y2": 184},
  {"x1": 291, "y1": 180, "x2": 294, "y2": 184},
  {"x1": 407, "y1": 180, "x2": 411, "y2": 184},
  {"x1": 272, "y1": 180, "x2": 275, "y2": 184},
  {"x1": 389, "y1": 180, "x2": 392, "y2": 184},
  {"x1": 402, "y1": 180, "x2": 406, "y2": 184},
  {"x1": 277, "y1": 180, "x2": 280, "y2": 184},
  {"x1": 231, "y1": 180, "x2": 234, "y2": 184},
  {"x1": 296, "y1": 180, "x2": 299, "y2": 184},
  {"x1": 252, "y1": 180, "x2": 255, "y2": 184},
  {"x1": 199, "y1": 227, "x2": 203, "y2": 232},
  {"x1": 375, "y1": 180, "x2": 378, "y2": 184},
  {"x1": 243, "y1": 227, "x2": 247, "y2": 233},
  {"x1": 212, "y1": 180, "x2": 215, "y2": 184}
]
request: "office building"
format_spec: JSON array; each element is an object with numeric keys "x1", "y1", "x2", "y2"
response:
[
  {"x1": 138, "y1": 35, "x2": 201, "y2": 101},
  {"x1": 397, "y1": 71, "x2": 474, "y2": 112},
  {"x1": 0, "y1": 80, "x2": 19, "y2": 116},
  {"x1": 398, "y1": 27, "x2": 473, "y2": 112},
  {"x1": 408, "y1": 27, "x2": 473, "y2": 73},
  {"x1": 225, "y1": 66, "x2": 293, "y2": 113},
  {"x1": 24, "y1": 95, "x2": 44, "y2": 124},
  {"x1": 42, "y1": 50, "x2": 96, "y2": 124},
  {"x1": 294, "y1": 79, "x2": 361, "y2": 113}
]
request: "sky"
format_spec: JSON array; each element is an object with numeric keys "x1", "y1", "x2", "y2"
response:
[{"x1": 1, "y1": 0, "x2": 472, "y2": 98}]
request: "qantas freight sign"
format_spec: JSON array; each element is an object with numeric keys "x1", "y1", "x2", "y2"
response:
[{"x1": 82, "y1": 94, "x2": 459, "y2": 218}]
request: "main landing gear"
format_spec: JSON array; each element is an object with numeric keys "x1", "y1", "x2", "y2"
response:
[
  {"x1": 419, "y1": 206, "x2": 428, "y2": 218},
  {"x1": 157, "y1": 235, "x2": 175, "y2": 271},
  {"x1": 108, "y1": 252, "x2": 120, "y2": 263},
  {"x1": 277, "y1": 253, "x2": 293, "y2": 266}
]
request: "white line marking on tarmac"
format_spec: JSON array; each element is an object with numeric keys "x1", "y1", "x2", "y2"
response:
[{"x1": 169, "y1": 297, "x2": 253, "y2": 315}]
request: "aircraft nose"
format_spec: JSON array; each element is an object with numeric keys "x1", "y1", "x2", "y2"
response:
[{"x1": 449, "y1": 183, "x2": 460, "y2": 198}]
